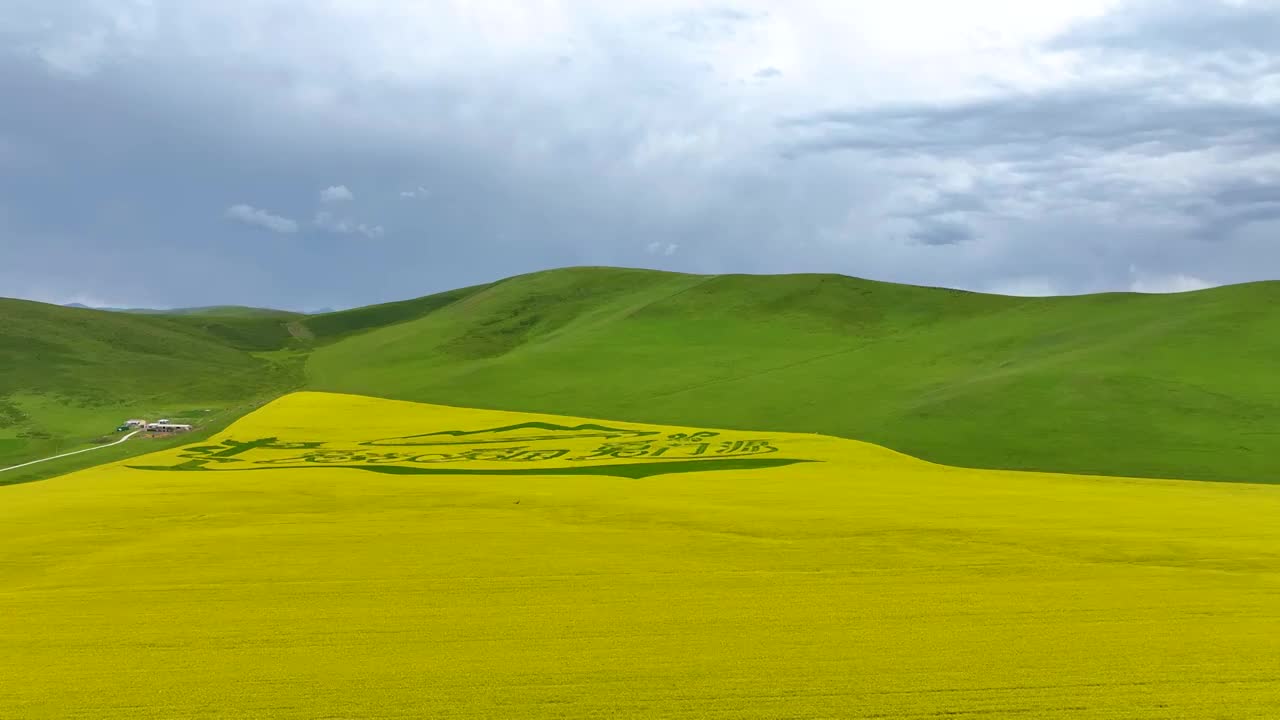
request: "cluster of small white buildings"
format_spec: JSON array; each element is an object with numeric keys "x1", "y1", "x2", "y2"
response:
[{"x1": 123, "y1": 419, "x2": 193, "y2": 434}]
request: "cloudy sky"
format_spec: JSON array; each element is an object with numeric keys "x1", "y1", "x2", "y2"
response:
[{"x1": 2, "y1": 1, "x2": 1278, "y2": 310}]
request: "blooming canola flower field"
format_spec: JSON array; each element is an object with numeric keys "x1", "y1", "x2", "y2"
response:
[{"x1": 2, "y1": 391, "x2": 1279, "y2": 718}]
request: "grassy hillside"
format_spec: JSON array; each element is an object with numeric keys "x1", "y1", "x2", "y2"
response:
[
  {"x1": 6, "y1": 266, "x2": 1279, "y2": 484},
  {"x1": 0, "y1": 287, "x2": 491, "y2": 480},
  {"x1": 0, "y1": 298, "x2": 305, "y2": 477},
  {"x1": 302, "y1": 283, "x2": 489, "y2": 343},
  {"x1": 4, "y1": 392, "x2": 1278, "y2": 717},
  {"x1": 307, "y1": 267, "x2": 1280, "y2": 484}
]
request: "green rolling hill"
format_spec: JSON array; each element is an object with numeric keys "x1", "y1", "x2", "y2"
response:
[
  {"x1": 5, "y1": 266, "x2": 1279, "y2": 484},
  {"x1": 0, "y1": 298, "x2": 307, "y2": 480}
]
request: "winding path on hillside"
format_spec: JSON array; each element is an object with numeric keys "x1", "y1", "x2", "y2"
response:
[{"x1": 0, "y1": 430, "x2": 141, "y2": 474}]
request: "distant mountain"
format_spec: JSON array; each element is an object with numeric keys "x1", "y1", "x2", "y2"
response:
[
  {"x1": 149, "y1": 306, "x2": 305, "y2": 319},
  {"x1": 62, "y1": 302, "x2": 156, "y2": 313},
  {"x1": 61, "y1": 302, "x2": 301, "y2": 318}
]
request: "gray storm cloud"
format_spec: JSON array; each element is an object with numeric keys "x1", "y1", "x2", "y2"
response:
[{"x1": 0, "y1": 0, "x2": 1277, "y2": 309}]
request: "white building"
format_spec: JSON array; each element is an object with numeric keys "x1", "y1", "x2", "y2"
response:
[
  {"x1": 146, "y1": 423, "x2": 193, "y2": 433},
  {"x1": 124, "y1": 419, "x2": 148, "y2": 429}
]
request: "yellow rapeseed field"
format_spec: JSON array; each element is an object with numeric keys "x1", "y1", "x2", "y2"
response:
[{"x1": 2, "y1": 391, "x2": 1278, "y2": 718}]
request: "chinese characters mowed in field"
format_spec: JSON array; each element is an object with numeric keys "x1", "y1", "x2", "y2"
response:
[{"x1": 128, "y1": 421, "x2": 815, "y2": 478}]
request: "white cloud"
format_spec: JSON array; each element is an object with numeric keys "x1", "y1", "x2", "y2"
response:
[
  {"x1": 314, "y1": 211, "x2": 384, "y2": 239},
  {"x1": 320, "y1": 185, "x2": 354, "y2": 202},
  {"x1": 399, "y1": 186, "x2": 431, "y2": 199},
  {"x1": 646, "y1": 241, "x2": 679, "y2": 256},
  {"x1": 224, "y1": 204, "x2": 298, "y2": 234}
]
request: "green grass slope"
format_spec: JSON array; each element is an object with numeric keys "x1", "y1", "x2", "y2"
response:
[
  {"x1": 0, "y1": 288, "x2": 492, "y2": 481},
  {"x1": 302, "y1": 283, "x2": 489, "y2": 343},
  {"x1": 7, "y1": 267, "x2": 1279, "y2": 484},
  {"x1": 306, "y1": 267, "x2": 1280, "y2": 484},
  {"x1": 0, "y1": 299, "x2": 306, "y2": 478}
]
